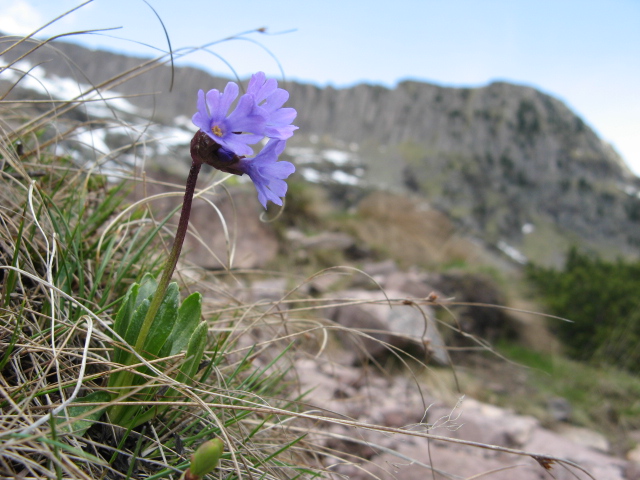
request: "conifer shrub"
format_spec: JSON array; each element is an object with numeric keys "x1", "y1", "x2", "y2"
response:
[{"x1": 527, "y1": 247, "x2": 640, "y2": 370}]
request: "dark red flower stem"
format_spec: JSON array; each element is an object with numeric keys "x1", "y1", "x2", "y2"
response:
[{"x1": 134, "y1": 157, "x2": 202, "y2": 352}]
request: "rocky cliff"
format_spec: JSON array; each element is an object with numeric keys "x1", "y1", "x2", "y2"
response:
[{"x1": 287, "y1": 79, "x2": 640, "y2": 264}]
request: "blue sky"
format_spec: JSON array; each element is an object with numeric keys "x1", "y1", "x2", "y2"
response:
[{"x1": 3, "y1": 0, "x2": 639, "y2": 175}]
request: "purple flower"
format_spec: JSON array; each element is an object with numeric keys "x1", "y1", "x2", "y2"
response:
[
  {"x1": 192, "y1": 82, "x2": 266, "y2": 156},
  {"x1": 191, "y1": 74, "x2": 298, "y2": 209},
  {"x1": 237, "y1": 139, "x2": 295, "y2": 208},
  {"x1": 247, "y1": 72, "x2": 298, "y2": 140}
]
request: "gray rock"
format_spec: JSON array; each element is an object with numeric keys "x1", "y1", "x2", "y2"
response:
[
  {"x1": 360, "y1": 259, "x2": 399, "y2": 278},
  {"x1": 331, "y1": 304, "x2": 393, "y2": 361},
  {"x1": 626, "y1": 461, "x2": 640, "y2": 480},
  {"x1": 524, "y1": 427, "x2": 626, "y2": 480},
  {"x1": 427, "y1": 398, "x2": 539, "y2": 448},
  {"x1": 555, "y1": 424, "x2": 610, "y2": 453},
  {"x1": 383, "y1": 269, "x2": 438, "y2": 298},
  {"x1": 359, "y1": 442, "x2": 547, "y2": 480},
  {"x1": 328, "y1": 289, "x2": 448, "y2": 364},
  {"x1": 296, "y1": 351, "x2": 631, "y2": 480},
  {"x1": 547, "y1": 396, "x2": 573, "y2": 422},
  {"x1": 291, "y1": 231, "x2": 356, "y2": 251},
  {"x1": 247, "y1": 278, "x2": 289, "y2": 303}
]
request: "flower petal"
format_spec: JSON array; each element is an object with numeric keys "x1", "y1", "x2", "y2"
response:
[
  {"x1": 251, "y1": 138, "x2": 283, "y2": 161},
  {"x1": 265, "y1": 161, "x2": 295, "y2": 178},
  {"x1": 256, "y1": 189, "x2": 268, "y2": 209},
  {"x1": 248, "y1": 72, "x2": 278, "y2": 103},
  {"x1": 196, "y1": 89, "x2": 207, "y2": 115},
  {"x1": 204, "y1": 89, "x2": 222, "y2": 119},
  {"x1": 262, "y1": 185, "x2": 284, "y2": 206},
  {"x1": 267, "y1": 178, "x2": 288, "y2": 197},
  {"x1": 263, "y1": 89, "x2": 289, "y2": 112},
  {"x1": 192, "y1": 111, "x2": 211, "y2": 133},
  {"x1": 269, "y1": 107, "x2": 297, "y2": 124},
  {"x1": 219, "y1": 82, "x2": 239, "y2": 114},
  {"x1": 265, "y1": 124, "x2": 298, "y2": 140},
  {"x1": 220, "y1": 135, "x2": 255, "y2": 156},
  {"x1": 226, "y1": 94, "x2": 266, "y2": 134},
  {"x1": 247, "y1": 72, "x2": 266, "y2": 94}
]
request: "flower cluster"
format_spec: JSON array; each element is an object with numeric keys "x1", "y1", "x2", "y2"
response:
[{"x1": 191, "y1": 72, "x2": 297, "y2": 208}]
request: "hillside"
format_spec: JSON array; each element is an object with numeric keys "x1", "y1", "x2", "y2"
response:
[{"x1": 2, "y1": 35, "x2": 639, "y2": 266}]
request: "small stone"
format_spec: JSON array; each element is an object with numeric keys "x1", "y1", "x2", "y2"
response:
[
  {"x1": 555, "y1": 423, "x2": 610, "y2": 453},
  {"x1": 547, "y1": 396, "x2": 572, "y2": 422}
]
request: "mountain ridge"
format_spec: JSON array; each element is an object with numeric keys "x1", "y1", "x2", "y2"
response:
[{"x1": 2, "y1": 35, "x2": 639, "y2": 265}]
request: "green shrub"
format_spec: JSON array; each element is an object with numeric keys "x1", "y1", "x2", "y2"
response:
[{"x1": 527, "y1": 247, "x2": 640, "y2": 369}]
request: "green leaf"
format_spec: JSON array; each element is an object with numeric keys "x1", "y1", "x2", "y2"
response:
[
  {"x1": 159, "y1": 292, "x2": 202, "y2": 357},
  {"x1": 57, "y1": 390, "x2": 112, "y2": 436},
  {"x1": 176, "y1": 322, "x2": 208, "y2": 383},
  {"x1": 109, "y1": 298, "x2": 151, "y2": 387},
  {"x1": 112, "y1": 273, "x2": 157, "y2": 342},
  {"x1": 112, "y1": 284, "x2": 139, "y2": 339},
  {"x1": 111, "y1": 274, "x2": 159, "y2": 364},
  {"x1": 113, "y1": 298, "x2": 150, "y2": 367},
  {"x1": 116, "y1": 321, "x2": 209, "y2": 430},
  {"x1": 143, "y1": 282, "x2": 179, "y2": 358},
  {"x1": 135, "y1": 274, "x2": 157, "y2": 311}
]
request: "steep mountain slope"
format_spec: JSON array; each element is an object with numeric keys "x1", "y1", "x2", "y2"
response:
[
  {"x1": 288, "y1": 80, "x2": 640, "y2": 264},
  {"x1": 3, "y1": 35, "x2": 639, "y2": 265}
]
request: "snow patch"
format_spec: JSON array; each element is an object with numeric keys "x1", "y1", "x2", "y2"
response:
[
  {"x1": 3, "y1": 59, "x2": 142, "y2": 117},
  {"x1": 521, "y1": 223, "x2": 535, "y2": 234},
  {"x1": 331, "y1": 170, "x2": 359, "y2": 185},
  {"x1": 300, "y1": 168, "x2": 321, "y2": 183},
  {"x1": 497, "y1": 240, "x2": 528, "y2": 264},
  {"x1": 322, "y1": 149, "x2": 352, "y2": 166}
]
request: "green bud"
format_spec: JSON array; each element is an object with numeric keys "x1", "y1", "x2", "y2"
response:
[{"x1": 189, "y1": 438, "x2": 224, "y2": 477}]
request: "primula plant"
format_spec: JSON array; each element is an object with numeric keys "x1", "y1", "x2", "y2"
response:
[{"x1": 74, "y1": 72, "x2": 297, "y2": 437}]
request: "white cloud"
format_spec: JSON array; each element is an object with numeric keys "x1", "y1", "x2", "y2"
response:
[{"x1": 0, "y1": 0, "x2": 45, "y2": 35}]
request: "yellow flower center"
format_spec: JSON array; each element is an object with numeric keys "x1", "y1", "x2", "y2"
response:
[{"x1": 211, "y1": 125, "x2": 223, "y2": 137}]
